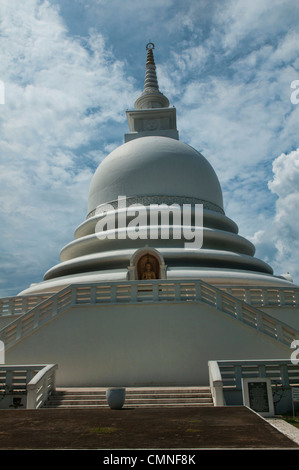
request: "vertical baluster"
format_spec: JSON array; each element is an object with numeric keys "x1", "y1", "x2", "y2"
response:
[
  {"x1": 262, "y1": 288, "x2": 267, "y2": 306},
  {"x1": 110, "y1": 285, "x2": 116, "y2": 303},
  {"x1": 279, "y1": 289, "x2": 285, "y2": 306},
  {"x1": 174, "y1": 282, "x2": 181, "y2": 301},
  {"x1": 90, "y1": 286, "x2": 96, "y2": 305},
  {"x1": 258, "y1": 364, "x2": 266, "y2": 378},
  {"x1": 70, "y1": 287, "x2": 77, "y2": 306},
  {"x1": 16, "y1": 321, "x2": 23, "y2": 341},
  {"x1": 244, "y1": 288, "x2": 251, "y2": 305},
  {"x1": 6, "y1": 369, "x2": 12, "y2": 392},
  {"x1": 235, "y1": 302, "x2": 243, "y2": 321},
  {"x1": 235, "y1": 365, "x2": 243, "y2": 390},
  {"x1": 131, "y1": 283, "x2": 137, "y2": 302},
  {"x1": 280, "y1": 363, "x2": 290, "y2": 388},
  {"x1": 276, "y1": 324, "x2": 284, "y2": 343},
  {"x1": 51, "y1": 297, "x2": 57, "y2": 317},
  {"x1": 195, "y1": 281, "x2": 202, "y2": 302},
  {"x1": 152, "y1": 282, "x2": 159, "y2": 301},
  {"x1": 256, "y1": 312, "x2": 263, "y2": 332},
  {"x1": 215, "y1": 291, "x2": 222, "y2": 310}
]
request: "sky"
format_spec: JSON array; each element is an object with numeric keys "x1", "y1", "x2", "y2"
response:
[{"x1": 0, "y1": 0, "x2": 299, "y2": 297}]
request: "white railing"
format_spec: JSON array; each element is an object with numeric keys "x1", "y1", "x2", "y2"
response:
[
  {"x1": 0, "y1": 280, "x2": 298, "y2": 351},
  {"x1": 221, "y1": 286, "x2": 299, "y2": 308},
  {"x1": 208, "y1": 359, "x2": 299, "y2": 406},
  {"x1": 0, "y1": 364, "x2": 57, "y2": 409},
  {"x1": 0, "y1": 293, "x2": 52, "y2": 317},
  {"x1": 208, "y1": 360, "x2": 225, "y2": 406},
  {"x1": 27, "y1": 364, "x2": 57, "y2": 409}
]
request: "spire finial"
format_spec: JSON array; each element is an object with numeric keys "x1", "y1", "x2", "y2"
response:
[
  {"x1": 134, "y1": 43, "x2": 169, "y2": 110},
  {"x1": 145, "y1": 42, "x2": 155, "y2": 66}
]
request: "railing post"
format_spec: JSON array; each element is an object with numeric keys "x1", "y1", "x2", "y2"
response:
[
  {"x1": 258, "y1": 364, "x2": 266, "y2": 378},
  {"x1": 276, "y1": 324, "x2": 284, "y2": 342},
  {"x1": 244, "y1": 288, "x2": 251, "y2": 305},
  {"x1": 70, "y1": 287, "x2": 77, "y2": 306},
  {"x1": 110, "y1": 285, "x2": 116, "y2": 303},
  {"x1": 130, "y1": 283, "x2": 137, "y2": 302},
  {"x1": 235, "y1": 302, "x2": 243, "y2": 321},
  {"x1": 27, "y1": 364, "x2": 58, "y2": 409},
  {"x1": 16, "y1": 321, "x2": 22, "y2": 341},
  {"x1": 280, "y1": 363, "x2": 290, "y2": 388},
  {"x1": 208, "y1": 361, "x2": 225, "y2": 406},
  {"x1": 152, "y1": 283, "x2": 159, "y2": 301},
  {"x1": 234, "y1": 365, "x2": 243, "y2": 390},
  {"x1": 279, "y1": 289, "x2": 285, "y2": 306},
  {"x1": 27, "y1": 385, "x2": 37, "y2": 409},
  {"x1": 90, "y1": 286, "x2": 96, "y2": 304},
  {"x1": 8, "y1": 299, "x2": 13, "y2": 315},
  {"x1": 23, "y1": 296, "x2": 29, "y2": 313},
  {"x1": 26, "y1": 367, "x2": 36, "y2": 383},
  {"x1": 215, "y1": 291, "x2": 222, "y2": 310},
  {"x1": 33, "y1": 308, "x2": 40, "y2": 328},
  {"x1": 51, "y1": 297, "x2": 57, "y2": 317},
  {"x1": 262, "y1": 288, "x2": 267, "y2": 306},
  {"x1": 195, "y1": 281, "x2": 202, "y2": 302},
  {"x1": 256, "y1": 312, "x2": 264, "y2": 332},
  {"x1": 6, "y1": 370, "x2": 12, "y2": 392},
  {"x1": 174, "y1": 282, "x2": 181, "y2": 301}
]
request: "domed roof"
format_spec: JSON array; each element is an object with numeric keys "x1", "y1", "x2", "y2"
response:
[{"x1": 88, "y1": 136, "x2": 223, "y2": 215}]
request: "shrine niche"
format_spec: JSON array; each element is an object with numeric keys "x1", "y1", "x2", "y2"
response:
[
  {"x1": 127, "y1": 247, "x2": 167, "y2": 280},
  {"x1": 138, "y1": 254, "x2": 159, "y2": 280}
]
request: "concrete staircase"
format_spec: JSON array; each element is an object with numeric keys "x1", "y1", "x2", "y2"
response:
[{"x1": 43, "y1": 386, "x2": 214, "y2": 409}]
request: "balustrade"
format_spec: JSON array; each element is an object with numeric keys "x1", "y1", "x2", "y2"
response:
[{"x1": 0, "y1": 280, "x2": 297, "y2": 351}]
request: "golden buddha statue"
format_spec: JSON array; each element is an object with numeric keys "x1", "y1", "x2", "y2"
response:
[{"x1": 142, "y1": 262, "x2": 156, "y2": 280}]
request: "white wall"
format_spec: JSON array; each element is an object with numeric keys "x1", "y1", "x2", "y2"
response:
[{"x1": 5, "y1": 301, "x2": 292, "y2": 387}]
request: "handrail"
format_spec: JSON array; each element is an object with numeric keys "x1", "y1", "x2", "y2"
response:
[
  {"x1": 0, "y1": 293, "x2": 52, "y2": 317},
  {"x1": 208, "y1": 361, "x2": 225, "y2": 406},
  {"x1": 3, "y1": 284, "x2": 298, "y2": 318},
  {"x1": 0, "y1": 280, "x2": 298, "y2": 351},
  {"x1": 0, "y1": 364, "x2": 57, "y2": 408},
  {"x1": 220, "y1": 285, "x2": 299, "y2": 307},
  {"x1": 211, "y1": 359, "x2": 299, "y2": 391},
  {"x1": 208, "y1": 359, "x2": 299, "y2": 407},
  {"x1": 27, "y1": 364, "x2": 57, "y2": 409}
]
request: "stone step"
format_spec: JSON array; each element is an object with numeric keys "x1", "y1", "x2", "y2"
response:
[
  {"x1": 49, "y1": 392, "x2": 212, "y2": 399},
  {"x1": 43, "y1": 386, "x2": 214, "y2": 409},
  {"x1": 45, "y1": 398, "x2": 213, "y2": 405}
]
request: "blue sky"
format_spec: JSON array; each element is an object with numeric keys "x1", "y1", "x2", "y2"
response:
[{"x1": 0, "y1": 0, "x2": 299, "y2": 296}]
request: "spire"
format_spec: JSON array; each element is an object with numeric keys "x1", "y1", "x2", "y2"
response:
[
  {"x1": 125, "y1": 42, "x2": 178, "y2": 142},
  {"x1": 134, "y1": 43, "x2": 169, "y2": 110}
]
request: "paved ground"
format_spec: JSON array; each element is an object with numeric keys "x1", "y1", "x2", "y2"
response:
[{"x1": 0, "y1": 406, "x2": 298, "y2": 451}]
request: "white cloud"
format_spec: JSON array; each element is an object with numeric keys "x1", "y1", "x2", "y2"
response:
[
  {"x1": 0, "y1": 0, "x2": 137, "y2": 296},
  {"x1": 248, "y1": 149, "x2": 299, "y2": 281}
]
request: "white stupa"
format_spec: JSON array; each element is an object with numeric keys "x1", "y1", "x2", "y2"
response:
[{"x1": 1, "y1": 44, "x2": 298, "y2": 387}]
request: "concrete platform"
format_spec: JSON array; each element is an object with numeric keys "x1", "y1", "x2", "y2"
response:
[{"x1": 0, "y1": 406, "x2": 298, "y2": 451}]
